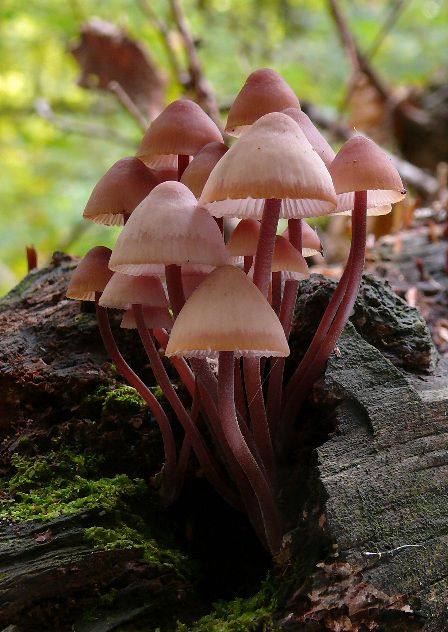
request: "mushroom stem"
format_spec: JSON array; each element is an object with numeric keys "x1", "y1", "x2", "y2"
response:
[
  {"x1": 266, "y1": 218, "x2": 302, "y2": 437},
  {"x1": 252, "y1": 197, "x2": 281, "y2": 298},
  {"x1": 95, "y1": 295, "x2": 178, "y2": 503},
  {"x1": 280, "y1": 247, "x2": 353, "y2": 410},
  {"x1": 178, "y1": 154, "x2": 190, "y2": 180},
  {"x1": 133, "y1": 304, "x2": 240, "y2": 508},
  {"x1": 218, "y1": 351, "x2": 282, "y2": 555},
  {"x1": 154, "y1": 328, "x2": 196, "y2": 397},
  {"x1": 243, "y1": 357, "x2": 276, "y2": 486},
  {"x1": 165, "y1": 264, "x2": 186, "y2": 318},
  {"x1": 280, "y1": 190, "x2": 368, "y2": 435}
]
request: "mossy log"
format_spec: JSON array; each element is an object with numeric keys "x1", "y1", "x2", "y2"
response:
[{"x1": 1, "y1": 253, "x2": 448, "y2": 631}]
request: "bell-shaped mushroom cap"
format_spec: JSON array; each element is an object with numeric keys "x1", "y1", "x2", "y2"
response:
[
  {"x1": 121, "y1": 306, "x2": 174, "y2": 330},
  {"x1": 66, "y1": 246, "x2": 113, "y2": 301},
  {"x1": 282, "y1": 221, "x2": 323, "y2": 257},
  {"x1": 109, "y1": 181, "x2": 229, "y2": 276},
  {"x1": 135, "y1": 99, "x2": 223, "y2": 170},
  {"x1": 83, "y1": 157, "x2": 159, "y2": 226},
  {"x1": 329, "y1": 136, "x2": 406, "y2": 215},
  {"x1": 282, "y1": 108, "x2": 336, "y2": 168},
  {"x1": 200, "y1": 112, "x2": 337, "y2": 219},
  {"x1": 271, "y1": 235, "x2": 310, "y2": 280},
  {"x1": 166, "y1": 264, "x2": 289, "y2": 359},
  {"x1": 225, "y1": 218, "x2": 261, "y2": 263},
  {"x1": 99, "y1": 272, "x2": 168, "y2": 309},
  {"x1": 180, "y1": 142, "x2": 229, "y2": 198},
  {"x1": 225, "y1": 68, "x2": 301, "y2": 137}
]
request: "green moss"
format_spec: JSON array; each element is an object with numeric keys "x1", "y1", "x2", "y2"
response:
[
  {"x1": 1, "y1": 448, "x2": 147, "y2": 522},
  {"x1": 176, "y1": 575, "x2": 280, "y2": 632},
  {"x1": 85, "y1": 523, "x2": 192, "y2": 574},
  {"x1": 102, "y1": 386, "x2": 147, "y2": 416}
]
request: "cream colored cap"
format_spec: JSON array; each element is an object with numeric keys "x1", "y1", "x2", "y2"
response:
[
  {"x1": 109, "y1": 181, "x2": 229, "y2": 276},
  {"x1": 200, "y1": 112, "x2": 337, "y2": 219},
  {"x1": 271, "y1": 235, "x2": 310, "y2": 280},
  {"x1": 99, "y1": 272, "x2": 168, "y2": 309},
  {"x1": 282, "y1": 108, "x2": 335, "y2": 168},
  {"x1": 165, "y1": 264, "x2": 289, "y2": 359},
  {"x1": 225, "y1": 68, "x2": 301, "y2": 137},
  {"x1": 136, "y1": 99, "x2": 223, "y2": 169}
]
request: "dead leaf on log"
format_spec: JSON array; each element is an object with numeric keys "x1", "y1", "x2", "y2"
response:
[
  {"x1": 69, "y1": 18, "x2": 166, "y2": 120},
  {"x1": 34, "y1": 528, "x2": 52, "y2": 544}
]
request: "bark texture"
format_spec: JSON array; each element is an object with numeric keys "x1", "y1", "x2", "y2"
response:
[{"x1": 1, "y1": 253, "x2": 448, "y2": 631}]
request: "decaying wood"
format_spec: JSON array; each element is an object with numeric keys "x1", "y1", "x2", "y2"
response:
[{"x1": 1, "y1": 252, "x2": 448, "y2": 631}]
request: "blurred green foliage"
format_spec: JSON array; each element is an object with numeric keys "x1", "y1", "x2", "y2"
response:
[{"x1": 0, "y1": 0, "x2": 447, "y2": 295}]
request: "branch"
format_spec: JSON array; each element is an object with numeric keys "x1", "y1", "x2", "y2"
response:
[
  {"x1": 108, "y1": 81, "x2": 149, "y2": 131},
  {"x1": 35, "y1": 98, "x2": 137, "y2": 149},
  {"x1": 136, "y1": 0, "x2": 188, "y2": 88},
  {"x1": 168, "y1": 0, "x2": 225, "y2": 134}
]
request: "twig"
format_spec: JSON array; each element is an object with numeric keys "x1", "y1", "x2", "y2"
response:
[
  {"x1": 108, "y1": 81, "x2": 149, "y2": 130},
  {"x1": 136, "y1": 0, "x2": 187, "y2": 87},
  {"x1": 168, "y1": 0, "x2": 225, "y2": 134},
  {"x1": 35, "y1": 98, "x2": 137, "y2": 149}
]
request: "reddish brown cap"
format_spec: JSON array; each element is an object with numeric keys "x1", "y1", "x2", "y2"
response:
[
  {"x1": 109, "y1": 181, "x2": 229, "y2": 276},
  {"x1": 200, "y1": 112, "x2": 337, "y2": 219},
  {"x1": 166, "y1": 264, "x2": 289, "y2": 359},
  {"x1": 225, "y1": 69, "x2": 301, "y2": 137},
  {"x1": 83, "y1": 157, "x2": 159, "y2": 226},
  {"x1": 180, "y1": 142, "x2": 229, "y2": 198},
  {"x1": 66, "y1": 246, "x2": 113, "y2": 301},
  {"x1": 329, "y1": 136, "x2": 406, "y2": 215},
  {"x1": 135, "y1": 99, "x2": 223, "y2": 169}
]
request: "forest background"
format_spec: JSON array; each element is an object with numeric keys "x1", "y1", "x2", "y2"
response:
[{"x1": 1, "y1": 0, "x2": 447, "y2": 297}]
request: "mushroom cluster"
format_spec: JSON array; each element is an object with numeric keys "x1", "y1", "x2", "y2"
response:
[{"x1": 66, "y1": 68, "x2": 406, "y2": 555}]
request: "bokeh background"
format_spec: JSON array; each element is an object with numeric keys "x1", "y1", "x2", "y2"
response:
[{"x1": 1, "y1": 0, "x2": 447, "y2": 295}]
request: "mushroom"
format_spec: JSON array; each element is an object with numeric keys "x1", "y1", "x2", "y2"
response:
[
  {"x1": 282, "y1": 135, "x2": 406, "y2": 432},
  {"x1": 225, "y1": 68, "x2": 301, "y2": 137},
  {"x1": 166, "y1": 265, "x2": 289, "y2": 554},
  {"x1": 82, "y1": 157, "x2": 159, "y2": 226},
  {"x1": 135, "y1": 99, "x2": 223, "y2": 180}
]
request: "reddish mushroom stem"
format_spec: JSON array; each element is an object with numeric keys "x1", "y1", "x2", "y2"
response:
[
  {"x1": 280, "y1": 244, "x2": 353, "y2": 410},
  {"x1": 218, "y1": 351, "x2": 282, "y2": 555},
  {"x1": 154, "y1": 328, "x2": 196, "y2": 397},
  {"x1": 94, "y1": 295, "x2": 178, "y2": 503},
  {"x1": 243, "y1": 357, "x2": 276, "y2": 487},
  {"x1": 280, "y1": 190, "x2": 368, "y2": 436},
  {"x1": 252, "y1": 197, "x2": 282, "y2": 298},
  {"x1": 178, "y1": 154, "x2": 190, "y2": 181},
  {"x1": 165, "y1": 264, "x2": 186, "y2": 318},
  {"x1": 266, "y1": 219, "x2": 302, "y2": 437},
  {"x1": 133, "y1": 304, "x2": 240, "y2": 508},
  {"x1": 244, "y1": 256, "x2": 253, "y2": 275}
]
